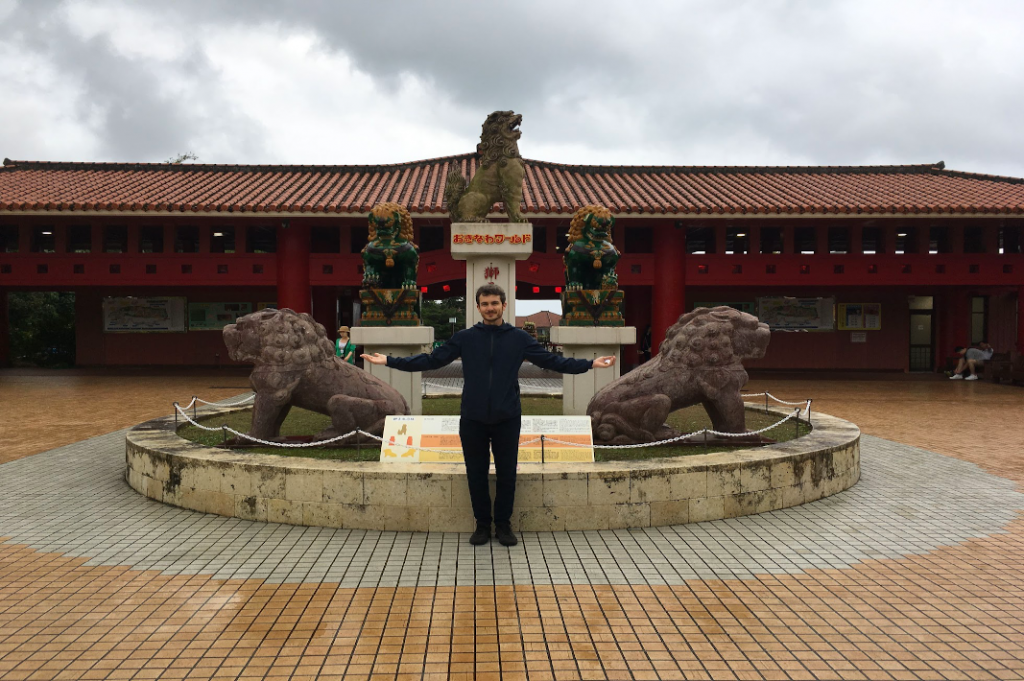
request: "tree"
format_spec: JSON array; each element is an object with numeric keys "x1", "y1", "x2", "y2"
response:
[
  {"x1": 166, "y1": 152, "x2": 199, "y2": 164},
  {"x1": 420, "y1": 297, "x2": 465, "y2": 342},
  {"x1": 8, "y1": 292, "x2": 76, "y2": 367}
]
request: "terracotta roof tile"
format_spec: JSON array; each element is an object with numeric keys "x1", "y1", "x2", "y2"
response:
[{"x1": 2, "y1": 155, "x2": 1023, "y2": 216}]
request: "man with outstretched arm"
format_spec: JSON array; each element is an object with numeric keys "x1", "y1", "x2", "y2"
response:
[{"x1": 363, "y1": 283, "x2": 615, "y2": 547}]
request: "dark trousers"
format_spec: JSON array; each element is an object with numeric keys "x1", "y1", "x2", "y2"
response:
[{"x1": 459, "y1": 416, "x2": 521, "y2": 525}]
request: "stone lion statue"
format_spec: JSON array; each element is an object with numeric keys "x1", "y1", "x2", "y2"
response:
[
  {"x1": 564, "y1": 204, "x2": 619, "y2": 290},
  {"x1": 362, "y1": 202, "x2": 418, "y2": 289},
  {"x1": 444, "y1": 110, "x2": 526, "y2": 223},
  {"x1": 587, "y1": 307, "x2": 770, "y2": 445},
  {"x1": 223, "y1": 308, "x2": 409, "y2": 443}
]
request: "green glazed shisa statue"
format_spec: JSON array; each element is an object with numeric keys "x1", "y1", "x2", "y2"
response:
[
  {"x1": 560, "y1": 205, "x2": 625, "y2": 326},
  {"x1": 359, "y1": 202, "x2": 421, "y2": 326}
]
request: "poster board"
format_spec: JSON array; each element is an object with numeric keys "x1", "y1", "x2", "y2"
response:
[
  {"x1": 380, "y1": 415, "x2": 594, "y2": 463},
  {"x1": 188, "y1": 302, "x2": 253, "y2": 330},
  {"x1": 693, "y1": 302, "x2": 756, "y2": 315},
  {"x1": 757, "y1": 297, "x2": 835, "y2": 330},
  {"x1": 837, "y1": 303, "x2": 881, "y2": 331},
  {"x1": 102, "y1": 296, "x2": 187, "y2": 333}
]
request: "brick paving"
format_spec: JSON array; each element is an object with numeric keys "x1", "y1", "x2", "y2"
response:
[{"x1": 1, "y1": 369, "x2": 1023, "y2": 680}]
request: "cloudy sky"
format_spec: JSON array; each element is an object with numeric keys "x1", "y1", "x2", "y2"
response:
[{"x1": 2, "y1": 0, "x2": 1023, "y2": 177}]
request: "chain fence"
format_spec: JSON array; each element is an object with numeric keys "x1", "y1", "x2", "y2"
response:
[{"x1": 173, "y1": 391, "x2": 812, "y2": 454}]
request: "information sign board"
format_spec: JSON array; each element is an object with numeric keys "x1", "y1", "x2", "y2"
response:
[
  {"x1": 188, "y1": 302, "x2": 253, "y2": 330},
  {"x1": 757, "y1": 297, "x2": 835, "y2": 330},
  {"x1": 837, "y1": 303, "x2": 881, "y2": 331},
  {"x1": 102, "y1": 296, "x2": 187, "y2": 332},
  {"x1": 380, "y1": 415, "x2": 594, "y2": 463}
]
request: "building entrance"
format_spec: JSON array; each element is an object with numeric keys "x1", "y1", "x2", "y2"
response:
[{"x1": 908, "y1": 296, "x2": 935, "y2": 372}]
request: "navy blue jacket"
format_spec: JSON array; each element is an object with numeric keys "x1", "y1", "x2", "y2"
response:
[{"x1": 387, "y1": 322, "x2": 593, "y2": 423}]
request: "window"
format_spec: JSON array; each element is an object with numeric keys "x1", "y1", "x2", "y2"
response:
[
  {"x1": 963, "y1": 226, "x2": 985, "y2": 254},
  {"x1": 928, "y1": 225, "x2": 949, "y2": 254},
  {"x1": 419, "y1": 226, "x2": 445, "y2": 253},
  {"x1": 971, "y1": 296, "x2": 987, "y2": 344},
  {"x1": 531, "y1": 225, "x2": 547, "y2": 253},
  {"x1": 895, "y1": 226, "x2": 917, "y2": 254},
  {"x1": 624, "y1": 227, "x2": 654, "y2": 253},
  {"x1": 104, "y1": 225, "x2": 128, "y2": 253},
  {"x1": 31, "y1": 226, "x2": 56, "y2": 253},
  {"x1": 67, "y1": 225, "x2": 91, "y2": 253},
  {"x1": 311, "y1": 226, "x2": 340, "y2": 253},
  {"x1": 862, "y1": 226, "x2": 883, "y2": 254},
  {"x1": 247, "y1": 225, "x2": 277, "y2": 253},
  {"x1": 998, "y1": 224, "x2": 1021, "y2": 254},
  {"x1": 828, "y1": 227, "x2": 848, "y2": 254},
  {"x1": 0, "y1": 225, "x2": 17, "y2": 253},
  {"x1": 725, "y1": 226, "x2": 748, "y2": 254},
  {"x1": 139, "y1": 225, "x2": 164, "y2": 253},
  {"x1": 686, "y1": 226, "x2": 715, "y2": 254},
  {"x1": 759, "y1": 227, "x2": 783, "y2": 254},
  {"x1": 211, "y1": 226, "x2": 236, "y2": 254},
  {"x1": 175, "y1": 225, "x2": 199, "y2": 253},
  {"x1": 349, "y1": 225, "x2": 368, "y2": 254},
  {"x1": 794, "y1": 226, "x2": 816, "y2": 254}
]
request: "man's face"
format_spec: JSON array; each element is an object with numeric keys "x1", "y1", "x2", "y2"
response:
[{"x1": 476, "y1": 294, "x2": 506, "y2": 323}]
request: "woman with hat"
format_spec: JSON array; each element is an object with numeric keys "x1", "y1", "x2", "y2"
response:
[{"x1": 336, "y1": 326, "x2": 356, "y2": 364}]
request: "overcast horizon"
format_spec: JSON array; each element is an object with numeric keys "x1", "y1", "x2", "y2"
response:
[{"x1": 1, "y1": 0, "x2": 1023, "y2": 179}]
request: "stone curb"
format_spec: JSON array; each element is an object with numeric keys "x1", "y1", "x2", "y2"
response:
[{"x1": 125, "y1": 406, "x2": 860, "y2": 532}]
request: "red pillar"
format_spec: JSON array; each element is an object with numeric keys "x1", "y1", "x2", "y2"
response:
[
  {"x1": 651, "y1": 223, "x2": 686, "y2": 354},
  {"x1": 277, "y1": 221, "x2": 311, "y2": 314},
  {"x1": 1017, "y1": 286, "x2": 1024, "y2": 354},
  {"x1": 0, "y1": 289, "x2": 9, "y2": 367}
]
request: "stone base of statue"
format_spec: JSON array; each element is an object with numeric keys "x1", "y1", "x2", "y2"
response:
[
  {"x1": 359, "y1": 288, "x2": 421, "y2": 326},
  {"x1": 550, "y1": 326, "x2": 636, "y2": 415},
  {"x1": 561, "y1": 289, "x2": 625, "y2": 326},
  {"x1": 351, "y1": 326, "x2": 434, "y2": 415},
  {"x1": 450, "y1": 223, "x2": 533, "y2": 325}
]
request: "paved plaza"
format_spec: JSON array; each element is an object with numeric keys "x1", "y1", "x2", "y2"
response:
[{"x1": 1, "y1": 370, "x2": 1024, "y2": 680}]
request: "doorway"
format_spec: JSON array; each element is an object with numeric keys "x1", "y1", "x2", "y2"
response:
[{"x1": 908, "y1": 296, "x2": 934, "y2": 372}]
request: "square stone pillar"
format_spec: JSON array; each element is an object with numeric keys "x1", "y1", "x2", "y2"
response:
[
  {"x1": 550, "y1": 326, "x2": 636, "y2": 415},
  {"x1": 450, "y1": 223, "x2": 533, "y2": 326},
  {"x1": 351, "y1": 326, "x2": 434, "y2": 415}
]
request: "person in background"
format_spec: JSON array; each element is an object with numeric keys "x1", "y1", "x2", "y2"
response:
[
  {"x1": 362, "y1": 283, "x2": 615, "y2": 547},
  {"x1": 639, "y1": 325, "x2": 653, "y2": 364},
  {"x1": 950, "y1": 341, "x2": 994, "y2": 380},
  {"x1": 336, "y1": 326, "x2": 356, "y2": 364}
]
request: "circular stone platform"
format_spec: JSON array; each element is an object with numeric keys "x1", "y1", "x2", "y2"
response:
[{"x1": 125, "y1": 406, "x2": 859, "y2": 532}]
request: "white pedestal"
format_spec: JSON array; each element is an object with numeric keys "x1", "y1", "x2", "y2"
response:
[
  {"x1": 351, "y1": 326, "x2": 434, "y2": 415},
  {"x1": 550, "y1": 326, "x2": 636, "y2": 415},
  {"x1": 450, "y1": 223, "x2": 533, "y2": 326}
]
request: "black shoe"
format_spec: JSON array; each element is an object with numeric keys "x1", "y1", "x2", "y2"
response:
[
  {"x1": 469, "y1": 523, "x2": 491, "y2": 545},
  {"x1": 495, "y1": 523, "x2": 518, "y2": 547}
]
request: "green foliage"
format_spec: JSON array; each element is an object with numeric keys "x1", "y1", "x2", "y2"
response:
[
  {"x1": 8, "y1": 292, "x2": 76, "y2": 367},
  {"x1": 420, "y1": 296, "x2": 466, "y2": 342}
]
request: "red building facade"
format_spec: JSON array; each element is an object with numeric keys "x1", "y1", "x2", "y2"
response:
[{"x1": 1, "y1": 156, "x2": 1022, "y2": 370}]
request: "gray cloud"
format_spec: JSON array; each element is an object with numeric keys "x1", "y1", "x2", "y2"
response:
[{"x1": 2, "y1": 0, "x2": 1023, "y2": 176}]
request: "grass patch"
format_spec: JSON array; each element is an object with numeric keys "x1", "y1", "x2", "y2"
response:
[{"x1": 179, "y1": 395, "x2": 810, "y2": 462}]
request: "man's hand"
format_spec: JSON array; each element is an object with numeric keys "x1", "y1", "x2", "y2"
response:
[
  {"x1": 592, "y1": 356, "x2": 616, "y2": 369},
  {"x1": 361, "y1": 353, "x2": 388, "y2": 365}
]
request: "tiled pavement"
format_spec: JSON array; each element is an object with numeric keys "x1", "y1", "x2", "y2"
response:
[
  {"x1": 2, "y1": 370, "x2": 1024, "y2": 680},
  {"x1": 423, "y1": 361, "x2": 562, "y2": 396}
]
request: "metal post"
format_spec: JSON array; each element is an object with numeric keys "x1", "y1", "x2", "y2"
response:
[
  {"x1": 541, "y1": 435, "x2": 546, "y2": 463},
  {"x1": 222, "y1": 425, "x2": 228, "y2": 446},
  {"x1": 765, "y1": 394, "x2": 769, "y2": 414},
  {"x1": 173, "y1": 402, "x2": 178, "y2": 426},
  {"x1": 794, "y1": 411, "x2": 799, "y2": 439},
  {"x1": 703, "y1": 429, "x2": 708, "y2": 449},
  {"x1": 193, "y1": 397, "x2": 197, "y2": 420},
  {"x1": 807, "y1": 400, "x2": 812, "y2": 424},
  {"x1": 356, "y1": 433, "x2": 362, "y2": 457}
]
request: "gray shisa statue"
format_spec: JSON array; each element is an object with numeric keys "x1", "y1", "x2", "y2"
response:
[
  {"x1": 587, "y1": 306, "x2": 770, "y2": 445},
  {"x1": 223, "y1": 308, "x2": 409, "y2": 443}
]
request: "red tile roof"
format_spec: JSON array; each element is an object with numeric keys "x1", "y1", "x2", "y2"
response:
[
  {"x1": 2, "y1": 156, "x2": 1024, "y2": 216},
  {"x1": 515, "y1": 311, "x2": 562, "y2": 328}
]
